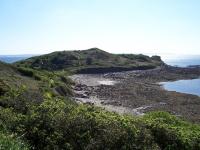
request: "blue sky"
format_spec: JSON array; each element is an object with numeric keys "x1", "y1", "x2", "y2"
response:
[{"x1": 0, "y1": 0, "x2": 200, "y2": 55}]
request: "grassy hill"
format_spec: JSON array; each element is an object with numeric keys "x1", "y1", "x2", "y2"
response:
[{"x1": 15, "y1": 48, "x2": 163, "y2": 73}]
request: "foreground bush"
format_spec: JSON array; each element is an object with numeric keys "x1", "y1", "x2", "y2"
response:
[
  {"x1": 0, "y1": 89, "x2": 200, "y2": 149},
  {"x1": 0, "y1": 97, "x2": 159, "y2": 149},
  {"x1": 0, "y1": 128, "x2": 29, "y2": 150},
  {"x1": 142, "y1": 112, "x2": 200, "y2": 150}
]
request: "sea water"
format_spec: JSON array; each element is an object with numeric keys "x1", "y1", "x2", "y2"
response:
[
  {"x1": 0, "y1": 55, "x2": 35, "y2": 63},
  {"x1": 163, "y1": 54, "x2": 200, "y2": 67},
  {"x1": 160, "y1": 79, "x2": 200, "y2": 97},
  {"x1": 161, "y1": 55, "x2": 200, "y2": 96}
]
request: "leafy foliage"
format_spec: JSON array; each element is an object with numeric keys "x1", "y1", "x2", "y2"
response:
[
  {"x1": 0, "y1": 94, "x2": 157, "y2": 149},
  {"x1": 1, "y1": 88, "x2": 200, "y2": 150},
  {"x1": 142, "y1": 112, "x2": 200, "y2": 150},
  {"x1": 0, "y1": 125, "x2": 29, "y2": 150}
]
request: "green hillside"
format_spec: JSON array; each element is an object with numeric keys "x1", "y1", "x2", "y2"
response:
[
  {"x1": 0, "y1": 61, "x2": 73, "y2": 106},
  {"x1": 16, "y1": 48, "x2": 163, "y2": 73}
]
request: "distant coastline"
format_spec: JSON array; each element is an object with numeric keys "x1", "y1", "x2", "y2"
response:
[{"x1": 0, "y1": 54, "x2": 36, "y2": 63}]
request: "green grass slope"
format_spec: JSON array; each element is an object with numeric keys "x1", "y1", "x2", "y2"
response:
[
  {"x1": 15, "y1": 48, "x2": 163, "y2": 73},
  {"x1": 0, "y1": 61, "x2": 73, "y2": 106}
]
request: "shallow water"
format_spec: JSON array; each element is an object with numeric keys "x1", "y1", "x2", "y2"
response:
[
  {"x1": 98, "y1": 80, "x2": 116, "y2": 85},
  {"x1": 160, "y1": 78, "x2": 200, "y2": 96},
  {"x1": 69, "y1": 74, "x2": 117, "y2": 86}
]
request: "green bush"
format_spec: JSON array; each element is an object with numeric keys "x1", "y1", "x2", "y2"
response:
[
  {"x1": 17, "y1": 67, "x2": 42, "y2": 81},
  {"x1": 142, "y1": 112, "x2": 200, "y2": 150},
  {"x1": 17, "y1": 67, "x2": 34, "y2": 77},
  {"x1": 0, "y1": 127, "x2": 29, "y2": 150},
  {"x1": 0, "y1": 93, "x2": 158, "y2": 149},
  {"x1": 1, "y1": 89, "x2": 200, "y2": 150},
  {"x1": 0, "y1": 80, "x2": 8, "y2": 96},
  {"x1": 151, "y1": 55, "x2": 162, "y2": 61}
]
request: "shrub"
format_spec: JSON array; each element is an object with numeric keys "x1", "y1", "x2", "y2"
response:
[
  {"x1": 142, "y1": 111, "x2": 200, "y2": 150},
  {"x1": 0, "y1": 80, "x2": 8, "y2": 96},
  {"x1": 17, "y1": 67, "x2": 34, "y2": 77},
  {"x1": 0, "y1": 130, "x2": 29, "y2": 150},
  {"x1": 0, "y1": 93, "x2": 158, "y2": 149},
  {"x1": 86, "y1": 57, "x2": 93, "y2": 65},
  {"x1": 151, "y1": 55, "x2": 162, "y2": 61},
  {"x1": 1, "y1": 88, "x2": 200, "y2": 150}
]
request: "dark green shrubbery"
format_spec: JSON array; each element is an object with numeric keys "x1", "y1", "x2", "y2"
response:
[
  {"x1": 142, "y1": 112, "x2": 200, "y2": 150},
  {"x1": 151, "y1": 55, "x2": 162, "y2": 61},
  {"x1": 0, "y1": 93, "x2": 158, "y2": 149},
  {"x1": 120, "y1": 54, "x2": 151, "y2": 62},
  {"x1": 86, "y1": 57, "x2": 93, "y2": 65},
  {"x1": 17, "y1": 67, "x2": 41, "y2": 80},
  {"x1": 0, "y1": 80, "x2": 8, "y2": 96},
  {"x1": 0, "y1": 128, "x2": 29, "y2": 150},
  {"x1": 1, "y1": 88, "x2": 200, "y2": 150},
  {"x1": 17, "y1": 67, "x2": 34, "y2": 77}
]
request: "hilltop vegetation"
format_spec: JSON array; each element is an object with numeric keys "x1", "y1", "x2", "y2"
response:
[
  {"x1": 0, "y1": 49, "x2": 200, "y2": 149},
  {"x1": 16, "y1": 48, "x2": 163, "y2": 73}
]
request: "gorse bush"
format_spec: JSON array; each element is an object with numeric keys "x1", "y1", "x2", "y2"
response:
[
  {"x1": 0, "y1": 124, "x2": 29, "y2": 150},
  {"x1": 143, "y1": 112, "x2": 200, "y2": 150},
  {"x1": 0, "y1": 96, "x2": 159, "y2": 149},
  {"x1": 0, "y1": 88, "x2": 200, "y2": 150}
]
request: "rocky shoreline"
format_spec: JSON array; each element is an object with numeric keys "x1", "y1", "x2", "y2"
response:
[{"x1": 70, "y1": 65, "x2": 200, "y2": 123}]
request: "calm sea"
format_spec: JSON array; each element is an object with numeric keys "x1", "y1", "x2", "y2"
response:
[
  {"x1": 160, "y1": 79, "x2": 200, "y2": 97},
  {"x1": 160, "y1": 54, "x2": 200, "y2": 97},
  {"x1": 162, "y1": 54, "x2": 200, "y2": 67}
]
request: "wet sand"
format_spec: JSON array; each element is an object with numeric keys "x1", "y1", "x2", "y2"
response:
[{"x1": 70, "y1": 65, "x2": 200, "y2": 123}]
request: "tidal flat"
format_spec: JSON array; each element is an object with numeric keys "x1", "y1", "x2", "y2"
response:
[{"x1": 71, "y1": 65, "x2": 200, "y2": 123}]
